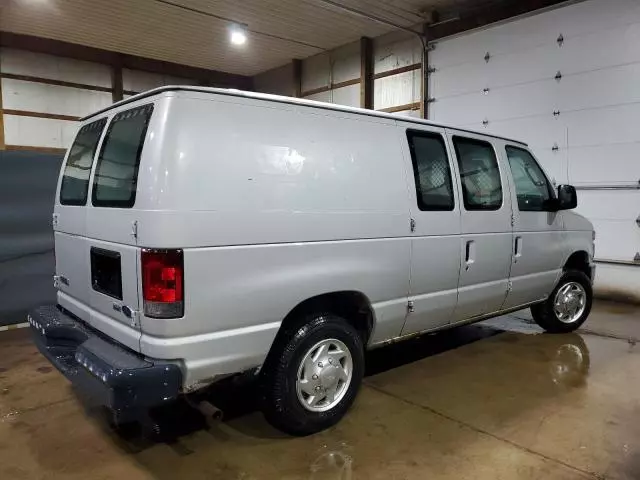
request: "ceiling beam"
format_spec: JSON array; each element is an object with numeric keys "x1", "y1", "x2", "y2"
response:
[
  {"x1": 427, "y1": 0, "x2": 571, "y2": 40},
  {"x1": 0, "y1": 32, "x2": 253, "y2": 89}
]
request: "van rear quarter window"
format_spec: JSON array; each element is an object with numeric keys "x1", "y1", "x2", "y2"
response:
[
  {"x1": 453, "y1": 136, "x2": 503, "y2": 211},
  {"x1": 59, "y1": 118, "x2": 107, "y2": 205},
  {"x1": 406, "y1": 130, "x2": 455, "y2": 211},
  {"x1": 92, "y1": 104, "x2": 154, "y2": 208}
]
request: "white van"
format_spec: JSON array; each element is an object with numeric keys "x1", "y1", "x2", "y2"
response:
[{"x1": 29, "y1": 86, "x2": 595, "y2": 435}]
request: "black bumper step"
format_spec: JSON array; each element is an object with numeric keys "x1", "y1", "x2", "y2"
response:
[{"x1": 28, "y1": 305, "x2": 182, "y2": 415}]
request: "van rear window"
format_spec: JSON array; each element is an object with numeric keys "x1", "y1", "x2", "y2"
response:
[
  {"x1": 59, "y1": 118, "x2": 107, "y2": 206},
  {"x1": 92, "y1": 104, "x2": 154, "y2": 208}
]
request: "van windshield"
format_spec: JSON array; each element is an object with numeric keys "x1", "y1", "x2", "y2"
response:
[
  {"x1": 59, "y1": 118, "x2": 107, "y2": 205},
  {"x1": 92, "y1": 104, "x2": 154, "y2": 208}
]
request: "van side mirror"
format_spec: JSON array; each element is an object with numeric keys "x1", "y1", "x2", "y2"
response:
[{"x1": 556, "y1": 184, "x2": 577, "y2": 210}]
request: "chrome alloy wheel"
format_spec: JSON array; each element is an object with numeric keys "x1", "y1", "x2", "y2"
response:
[
  {"x1": 553, "y1": 281, "x2": 587, "y2": 324},
  {"x1": 296, "y1": 338, "x2": 353, "y2": 412}
]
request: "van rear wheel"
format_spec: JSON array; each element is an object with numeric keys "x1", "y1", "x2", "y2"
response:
[
  {"x1": 261, "y1": 313, "x2": 364, "y2": 436},
  {"x1": 531, "y1": 270, "x2": 593, "y2": 333}
]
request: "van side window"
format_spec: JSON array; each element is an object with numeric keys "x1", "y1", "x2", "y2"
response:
[
  {"x1": 505, "y1": 146, "x2": 553, "y2": 211},
  {"x1": 59, "y1": 118, "x2": 107, "y2": 205},
  {"x1": 453, "y1": 137, "x2": 503, "y2": 211},
  {"x1": 92, "y1": 104, "x2": 154, "y2": 208},
  {"x1": 406, "y1": 130, "x2": 455, "y2": 211}
]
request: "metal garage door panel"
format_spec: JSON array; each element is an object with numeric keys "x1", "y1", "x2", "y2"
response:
[
  {"x1": 569, "y1": 143, "x2": 640, "y2": 185},
  {"x1": 482, "y1": 79, "x2": 559, "y2": 122},
  {"x1": 430, "y1": 62, "x2": 489, "y2": 100},
  {"x1": 577, "y1": 191, "x2": 640, "y2": 263},
  {"x1": 558, "y1": 23, "x2": 640, "y2": 76},
  {"x1": 430, "y1": 0, "x2": 640, "y2": 70},
  {"x1": 580, "y1": 190, "x2": 640, "y2": 222},
  {"x1": 591, "y1": 217, "x2": 640, "y2": 264},
  {"x1": 431, "y1": 10, "x2": 565, "y2": 69},
  {"x1": 558, "y1": 63, "x2": 640, "y2": 112},
  {"x1": 487, "y1": 115, "x2": 564, "y2": 148},
  {"x1": 432, "y1": 43, "x2": 560, "y2": 100},
  {"x1": 429, "y1": 91, "x2": 487, "y2": 125},
  {"x1": 564, "y1": 103, "x2": 640, "y2": 147},
  {"x1": 483, "y1": 45, "x2": 560, "y2": 93}
]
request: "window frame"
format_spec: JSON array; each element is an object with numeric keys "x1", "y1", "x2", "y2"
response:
[
  {"x1": 405, "y1": 129, "x2": 456, "y2": 212},
  {"x1": 505, "y1": 145, "x2": 556, "y2": 212},
  {"x1": 452, "y1": 135, "x2": 504, "y2": 212},
  {"x1": 91, "y1": 103, "x2": 154, "y2": 209},
  {"x1": 59, "y1": 118, "x2": 108, "y2": 206}
]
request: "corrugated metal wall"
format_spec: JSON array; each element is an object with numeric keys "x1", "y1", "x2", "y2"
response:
[
  {"x1": 254, "y1": 31, "x2": 424, "y2": 117},
  {"x1": 1, "y1": 47, "x2": 112, "y2": 150},
  {"x1": 253, "y1": 63, "x2": 295, "y2": 98},
  {"x1": 0, "y1": 47, "x2": 202, "y2": 149},
  {"x1": 301, "y1": 41, "x2": 361, "y2": 107},
  {"x1": 373, "y1": 30, "x2": 422, "y2": 117}
]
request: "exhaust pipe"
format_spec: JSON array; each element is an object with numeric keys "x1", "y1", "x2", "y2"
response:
[{"x1": 188, "y1": 399, "x2": 223, "y2": 427}]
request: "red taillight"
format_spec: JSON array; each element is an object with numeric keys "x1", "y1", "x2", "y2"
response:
[{"x1": 141, "y1": 249, "x2": 184, "y2": 318}]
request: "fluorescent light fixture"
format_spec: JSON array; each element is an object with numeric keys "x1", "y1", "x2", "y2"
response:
[{"x1": 230, "y1": 24, "x2": 247, "y2": 46}]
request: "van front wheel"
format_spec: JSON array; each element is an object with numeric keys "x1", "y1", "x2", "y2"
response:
[
  {"x1": 261, "y1": 313, "x2": 364, "y2": 436},
  {"x1": 531, "y1": 270, "x2": 593, "y2": 333}
]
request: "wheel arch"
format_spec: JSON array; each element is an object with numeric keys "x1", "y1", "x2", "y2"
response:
[
  {"x1": 267, "y1": 290, "x2": 375, "y2": 356},
  {"x1": 563, "y1": 250, "x2": 592, "y2": 280}
]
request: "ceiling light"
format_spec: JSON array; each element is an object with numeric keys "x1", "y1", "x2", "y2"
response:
[{"x1": 230, "y1": 24, "x2": 247, "y2": 46}]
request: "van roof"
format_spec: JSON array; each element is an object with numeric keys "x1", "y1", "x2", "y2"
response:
[{"x1": 82, "y1": 86, "x2": 527, "y2": 146}]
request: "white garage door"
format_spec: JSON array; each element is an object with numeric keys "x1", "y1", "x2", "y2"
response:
[{"x1": 429, "y1": 0, "x2": 640, "y2": 300}]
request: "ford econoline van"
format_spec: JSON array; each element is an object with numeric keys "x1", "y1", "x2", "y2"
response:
[{"x1": 29, "y1": 86, "x2": 595, "y2": 435}]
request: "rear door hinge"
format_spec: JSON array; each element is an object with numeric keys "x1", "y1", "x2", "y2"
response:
[
  {"x1": 507, "y1": 281, "x2": 513, "y2": 293},
  {"x1": 53, "y1": 275, "x2": 69, "y2": 289},
  {"x1": 510, "y1": 213, "x2": 515, "y2": 227},
  {"x1": 52, "y1": 213, "x2": 59, "y2": 228},
  {"x1": 407, "y1": 300, "x2": 415, "y2": 313},
  {"x1": 130, "y1": 309, "x2": 140, "y2": 328},
  {"x1": 410, "y1": 218, "x2": 416, "y2": 233},
  {"x1": 120, "y1": 305, "x2": 140, "y2": 328}
]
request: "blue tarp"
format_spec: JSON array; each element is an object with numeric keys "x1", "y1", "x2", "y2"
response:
[{"x1": 0, "y1": 150, "x2": 63, "y2": 326}]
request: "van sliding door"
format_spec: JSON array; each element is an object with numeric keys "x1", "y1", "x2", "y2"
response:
[{"x1": 399, "y1": 125, "x2": 462, "y2": 335}]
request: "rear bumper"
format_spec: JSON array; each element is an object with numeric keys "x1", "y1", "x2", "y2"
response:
[{"x1": 28, "y1": 305, "x2": 182, "y2": 416}]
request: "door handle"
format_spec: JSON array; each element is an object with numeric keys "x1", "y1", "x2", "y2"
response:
[
  {"x1": 465, "y1": 240, "x2": 475, "y2": 270},
  {"x1": 514, "y1": 236, "x2": 523, "y2": 263}
]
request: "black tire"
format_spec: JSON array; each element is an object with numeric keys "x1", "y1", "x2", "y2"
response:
[
  {"x1": 531, "y1": 270, "x2": 593, "y2": 333},
  {"x1": 261, "y1": 313, "x2": 364, "y2": 436}
]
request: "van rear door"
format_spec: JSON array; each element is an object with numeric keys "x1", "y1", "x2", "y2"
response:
[
  {"x1": 86, "y1": 104, "x2": 155, "y2": 344},
  {"x1": 56, "y1": 104, "x2": 154, "y2": 352},
  {"x1": 55, "y1": 118, "x2": 107, "y2": 320}
]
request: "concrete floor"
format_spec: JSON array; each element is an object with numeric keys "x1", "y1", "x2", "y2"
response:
[{"x1": 1, "y1": 301, "x2": 639, "y2": 480}]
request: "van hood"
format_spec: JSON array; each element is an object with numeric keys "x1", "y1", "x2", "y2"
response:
[{"x1": 563, "y1": 211, "x2": 594, "y2": 232}]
